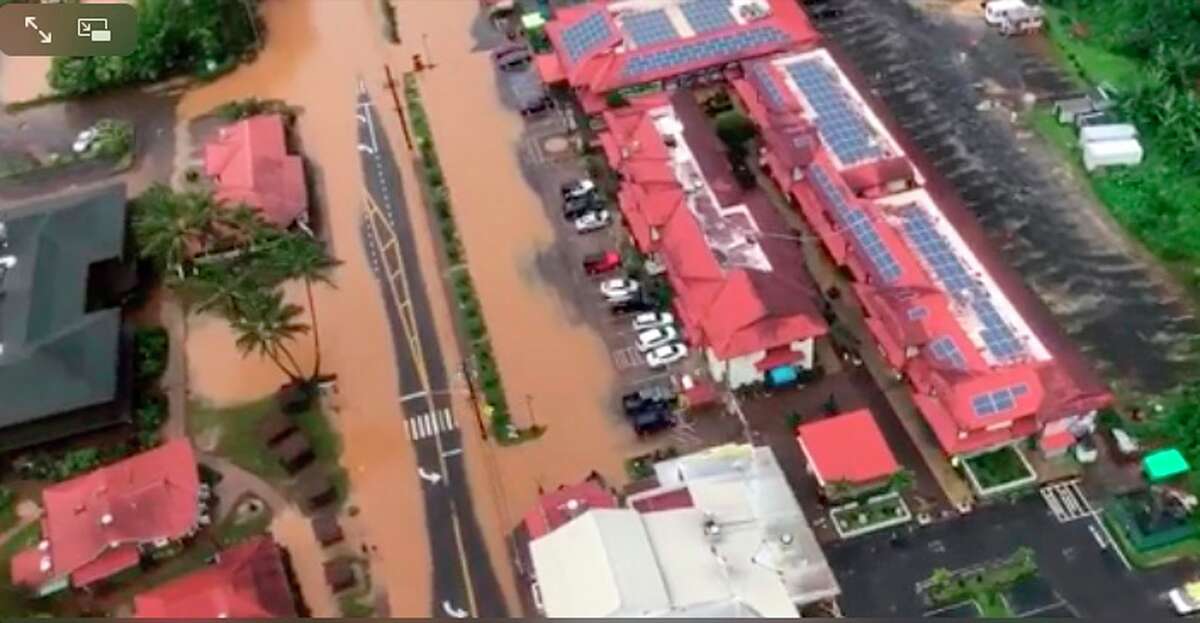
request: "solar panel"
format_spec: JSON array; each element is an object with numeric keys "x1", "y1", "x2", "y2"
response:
[
  {"x1": 929, "y1": 335, "x2": 966, "y2": 369},
  {"x1": 562, "y1": 12, "x2": 614, "y2": 63},
  {"x1": 681, "y1": 0, "x2": 736, "y2": 34},
  {"x1": 622, "y1": 9, "x2": 679, "y2": 47},
  {"x1": 971, "y1": 384, "x2": 1029, "y2": 417},
  {"x1": 901, "y1": 207, "x2": 1024, "y2": 362},
  {"x1": 783, "y1": 59, "x2": 882, "y2": 166},
  {"x1": 621, "y1": 25, "x2": 788, "y2": 79},
  {"x1": 808, "y1": 166, "x2": 902, "y2": 283}
]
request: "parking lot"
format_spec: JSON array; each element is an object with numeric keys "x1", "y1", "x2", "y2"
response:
[
  {"x1": 496, "y1": 60, "x2": 710, "y2": 451},
  {"x1": 826, "y1": 494, "x2": 1193, "y2": 617}
]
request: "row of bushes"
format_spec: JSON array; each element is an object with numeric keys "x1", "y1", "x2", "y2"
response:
[
  {"x1": 403, "y1": 73, "x2": 513, "y2": 439},
  {"x1": 379, "y1": 0, "x2": 400, "y2": 44}
]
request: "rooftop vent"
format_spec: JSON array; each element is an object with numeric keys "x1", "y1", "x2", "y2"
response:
[
  {"x1": 703, "y1": 516, "x2": 721, "y2": 537},
  {"x1": 737, "y1": 0, "x2": 770, "y2": 20},
  {"x1": 39, "y1": 556, "x2": 51, "y2": 573},
  {"x1": 0, "y1": 255, "x2": 16, "y2": 270},
  {"x1": 100, "y1": 513, "x2": 114, "y2": 526},
  {"x1": 37, "y1": 540, "x2": 49, "y2": 552}
]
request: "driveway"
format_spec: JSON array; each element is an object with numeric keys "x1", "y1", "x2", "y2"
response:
[{"x1": 808, "y1": 0, "x2": 1200, "y2": 392}]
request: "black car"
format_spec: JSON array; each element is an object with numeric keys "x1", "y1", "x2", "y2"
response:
[
  {"x1": 563, "y1": 193, "x2": 602, "y2": 220},
  {"x1": 609, "y1": 297, "x2": 655, "y2": 316},
  {"x1": 622, "y1": 385, "x2": 676, "y2": 415},
  {"x1": 629, "y1": 408, "x2": 675, "y2": 436},
  {"x1": 520, "y1": 96, "x2": 552, "y2": 117},
  {"x1": 809, "y1": 6, "x2": 843, "y2": 20}
]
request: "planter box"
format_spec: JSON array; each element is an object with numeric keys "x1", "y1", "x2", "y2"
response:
[
  {"x1": 830, "y1": 491, "x2": 913, "y2": 539},
  {"x1": 963, "y1": 445, "x2": 1038, "y2": 497}
]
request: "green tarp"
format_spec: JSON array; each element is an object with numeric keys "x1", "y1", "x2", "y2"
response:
[{"x1": 1143, "y1": 448, "x2": 1190, "y2": 482}]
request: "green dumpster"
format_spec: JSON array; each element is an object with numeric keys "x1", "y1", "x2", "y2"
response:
[{"x1": 1143, "y1": 448, "x2": 1190, "y2": 483}]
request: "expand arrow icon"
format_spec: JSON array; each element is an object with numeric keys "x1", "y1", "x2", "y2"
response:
[{"x1": 23, "y1": 17, "x2": 52, "y2": 44}]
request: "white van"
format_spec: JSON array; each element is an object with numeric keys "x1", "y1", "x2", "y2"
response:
[{"x1": 984, "y1": 0, "x2": 1031, "y2": 26}]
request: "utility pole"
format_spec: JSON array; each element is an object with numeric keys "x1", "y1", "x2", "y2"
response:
[
  {"x1": 382, "y1": 64, "x2": 414, "y2": 151},
  {"x1": 422, "y1": 33, "x2": 434, "y2": 68},
  {"x1": 525, "y1": 393, "x2": 538, "y2": 428},
  {"x1": 463, "y1": 360, "x2": 487, "y2": 440}
]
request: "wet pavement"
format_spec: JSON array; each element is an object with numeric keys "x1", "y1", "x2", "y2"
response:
[
  {"x1": 810, "y1": 0, "x2": 1200, "y2": 393},
  {"x1": 827, "y1": 494, "x2": 1194, "y2": 617}
]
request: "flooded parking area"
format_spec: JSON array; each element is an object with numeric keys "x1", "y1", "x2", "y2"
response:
[{"x1": 811, "y1": 0, "x2": 1200, "y2": 393}]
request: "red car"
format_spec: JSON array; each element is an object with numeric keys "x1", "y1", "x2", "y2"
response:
[{"x1": 582, "y1": 250, "x2": 621, "y2": 275}]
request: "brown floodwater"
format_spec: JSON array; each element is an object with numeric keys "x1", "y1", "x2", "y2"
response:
[{"x1": 0, "y1": 55, "x2": 52, "y2": 106}]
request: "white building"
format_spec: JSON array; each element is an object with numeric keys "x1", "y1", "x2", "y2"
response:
[{"x1": 528, "y1": 444, "x2": 840, "y2": 617}]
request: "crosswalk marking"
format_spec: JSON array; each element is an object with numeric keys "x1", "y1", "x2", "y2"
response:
[
  {"x1": 405, "y1": 408, "x2": 457, "y2": 441},
  {"x1": 1041, "y1": 480, "x2": 1093, "y2": 523}
]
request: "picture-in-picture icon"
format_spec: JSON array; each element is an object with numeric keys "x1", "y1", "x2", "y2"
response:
[{"x1": 76, "y1": 17, "x2": 110, "y2": 42}]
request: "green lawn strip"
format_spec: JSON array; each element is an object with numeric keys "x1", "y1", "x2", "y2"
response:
[
  {"x1": 188, "y1": 397, "x2": 348, "y2": 498},
  {"x1": 402, "y1": 72, "x2": 519, "y2": 441},
  {"x1": 189, "y1": 398, "x2": 288, "y2": 483},
  {"x1": 1041, "y1": 6, "x2": 1141, "y2": 90}
]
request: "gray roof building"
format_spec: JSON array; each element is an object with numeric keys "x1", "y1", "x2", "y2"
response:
[{"x1": 0, "y1": 184, "x2": 128, "y2": 448}]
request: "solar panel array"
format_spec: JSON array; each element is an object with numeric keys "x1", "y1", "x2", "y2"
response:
[
  {"x1": 783, "y1": 59, "x2": 883, "y2": 166},
  {"x1": 808, "y1": 166, "x2": 902, "y2": 282},
  {"x1": 929, "y1": 335, "x2": 967, "y2": 369},
  {"x1": 971, "y1": 384, "x2": 1028, "y2": 417},
  {"x1": 749, "y1": 64, "x2": 787, "y2": 109},
  {"x1": 562, "y1": 12, "x2": 614, "y2": 63},
  {"x1": 622, "y1": 9, "x2": 680, "y2": 47},
  {"x1": 622, "y1": 26, "x2": 788, "y2": 79},
  {"x1": 900, "y1": 208, "x2": 1024, "y2": 362},
  {"x1": 681, "y1": 0, "x2": 736, "y2": 33}
]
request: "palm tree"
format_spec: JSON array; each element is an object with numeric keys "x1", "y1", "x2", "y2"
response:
[
  {"x1": 131, "y1": 184, "x2": 219, "y2": 278},
  {"x1": 257, "y1": 234, "x2": 338, "y2": 382},
  {"x1": 229, "y1": 288, "x2": 310, "y2": 383},
  {"x1": 888, "y1": 468, "x2": 915, "y2": 493}
]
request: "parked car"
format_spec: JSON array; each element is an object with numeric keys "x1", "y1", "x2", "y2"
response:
[
  {"x1": 563, "y1": 193, "x2": 603, "y2": 220},
  {"x1": 631, "y1": 311, "x2": 674, "y2": 332},
  {"x1": 629, "y1": 407, "x2": 675, "y2": 436},
  {"x1": 72, "y1": 128, "x2": 98, "y2": 154},
  {"x1": 622, "y1": 385, "x2": 676, "y2": 415},
  {"x1": 582, "y1": 250, "x2": 621, "y2": 275},
  {"x1": 573, "y1": 209, "x2": 611, "y2": 233},
  {"x1": 561, "y1": 178, "x2": 596, "y2": 200},
  {"x1": 645, "y1": 343, "x2": 687, "y2": 368},
  {"x1": 492, "y1": 44, "x2": 531, "y2": 72},
  {"x1": 520, "y1": 96, "x2": 552, "y2": 117},
  {"x1": 600, "y1": 278, "x2": 640, "y2": 301},
  {"x1": 635, "y1": 326, "x2": 679, "y2": 352},
  {"x1": 609, "y1": 297, "x2": 655, "y2": 316}
]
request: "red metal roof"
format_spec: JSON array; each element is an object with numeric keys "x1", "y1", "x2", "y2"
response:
[
  {"x1": 796, "y1": 409, "x2": 899, "y2": 485},
  {"x1": 133, "y1": 536, "x2": 296, "y2": 619},
  {"x1": 203, "y1": 114, "x2": 308, "y2": 227},
  {"x1": 599, "y1": 93, "x2": 826, "y2": 361},
  {"x1": 523, "y1": 481, "x2": 618, "y2": 539},
  {"x1": 735, "y1": 52, "x2": 1112, "y2": 455},
  {"x1": 11, "y1": 440, "x2": 200, "y2": 589},
  {"x1": 544, "y1": 0, "x2": 819, "y2": 98}
]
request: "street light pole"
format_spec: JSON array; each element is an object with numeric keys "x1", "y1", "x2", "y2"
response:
[{"x1": 525, "y1": 393, "x2": 538, "y2": 428}]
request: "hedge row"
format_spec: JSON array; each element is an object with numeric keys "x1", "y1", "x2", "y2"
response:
[{"x1": 403, "y1": 73, "x2": 512, "y2": 439}]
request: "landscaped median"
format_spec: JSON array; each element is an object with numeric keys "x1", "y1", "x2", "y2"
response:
[
  {"x1": 402, "y1": 73, "x2": 539, "y2": 445},
  {"x1": 922, "y1": 548, "x2": 1039, "y2": 617}
]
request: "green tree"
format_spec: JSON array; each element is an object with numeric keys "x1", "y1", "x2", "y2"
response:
[
  {"x1": 131, "y1": 184, "x2": 220, "y2": 278},
  {"x1": 258, "y1": 232, "x2": 340, "y2": 379},
  {"x1": 887, "y1": 468, "x2": 915, "y2": 493},
  {"x1": 229, "y1": 288, "x2": 310, "y2": 383}
]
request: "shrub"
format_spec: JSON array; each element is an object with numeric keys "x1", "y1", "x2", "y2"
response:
[
  {"x1": 379, "y1": 0, "x2": 400, "y2": 43},
  {"x1": 605, "y1": 91, "x2": 630, "y2": 108},
  {"x1": 135, "y1": 326, "x2": 169, "y2": 383},
  {"x1": 134, "y1": 392, "x2": 168, "y2": 431}
]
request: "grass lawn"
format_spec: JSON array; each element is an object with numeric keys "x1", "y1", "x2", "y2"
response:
[
  {"x1": 964, "y1": 446, "x2": 1035, "y2": 491},
  {"x1": 188, "y1": 397, "x2": 349, "y2": 503},
  {"x1": 1029, "y1": 6, "x2": 1200, "y2": 294},
  {"x1": 1103, "y1": 511, "x2": 1200, "y2": 569}
]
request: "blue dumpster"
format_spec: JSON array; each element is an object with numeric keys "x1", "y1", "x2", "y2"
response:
[{"x1": 766, "y1": 365, "x2": 798, "y2": 388}]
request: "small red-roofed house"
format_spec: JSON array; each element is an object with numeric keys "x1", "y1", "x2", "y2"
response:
[
  {"x1": 203, "y1": 114, "x2": 308, "y2": 228},
  {"x1": 796, "y1": 409, "x2": 900, "y2": 498},
  {"x1": 11, "y1": 439, "x2": 202, "y2": 596},
  {"x1": 133, "y1": 536, "x2": 297, "y2": 619}
]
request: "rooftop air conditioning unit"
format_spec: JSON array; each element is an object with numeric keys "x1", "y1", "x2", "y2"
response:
[
  {"x1": 737, "y1": 0, "x2": 770, "y2": 20},
  {"x1": 0, "y1": 255, "x2": 16, "y2": 270}
]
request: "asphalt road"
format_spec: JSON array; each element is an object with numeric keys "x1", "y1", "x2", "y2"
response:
[{"x1": 354, "y1": 80, "x2": 507, "y2": 618}]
